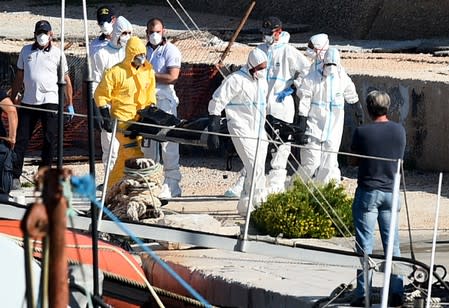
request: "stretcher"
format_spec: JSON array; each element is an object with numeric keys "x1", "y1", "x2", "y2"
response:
[
  {"x1": 125, "y1": 106, "x2": 229, "y2": 148},
  {"x1": 125, "y1": 106, "x2": 306, "y2": 147}
]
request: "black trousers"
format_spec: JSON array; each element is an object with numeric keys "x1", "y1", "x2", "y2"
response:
[{"x1": 13, "y1": 103, "x2": 58, "y2": 178}]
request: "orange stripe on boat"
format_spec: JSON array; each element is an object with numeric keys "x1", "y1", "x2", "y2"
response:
[{"x1": 0, "y1": 219, "x2": 146, "y2": 287}]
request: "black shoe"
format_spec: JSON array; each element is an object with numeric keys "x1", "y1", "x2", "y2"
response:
[
  {"x1": 389, "y1": 293, "x2": 404, "y2": 307},
  {"x1": 350, "y1": 297, "x2": 371, "y2": 307}
]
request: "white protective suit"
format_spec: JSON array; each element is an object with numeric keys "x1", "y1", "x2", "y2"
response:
[
  {"x1": 208, "y1": 48, "x2": 269, "y2": 216},
  {"x1": 91, "y1": 16, "x2": 133, "y2": 172},
  {"x1": 297, "y1": 48, "x2": 359, "y2": 183},
  {"x1": 142, "y1": 40, "x2": 182, "y2": 198},
  {"x1": 257, "y1": 31, "x2": 310, "y2": 193},
  {"x1": 90, "y1": 36, "x2": 109, "y2": 61}
]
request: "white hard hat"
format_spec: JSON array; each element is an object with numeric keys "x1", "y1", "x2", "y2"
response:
[
  {"x1": 247, "y1": 48, "x2": 268, "y2": 68},
  {"x1": 324, "y1": 47, "x2": 340, "y2": 66}
]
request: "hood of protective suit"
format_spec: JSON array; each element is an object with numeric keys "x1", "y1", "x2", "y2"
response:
[
  {"x1": 324, "y1": 47, "x2": 340, "y2": 67},
  {"x1": 124, "y1": 36, "x2": 146, "y2": 68},
  {"x1": 110, "y1": 16, "x2": 133, "y2": 49},
  {"x1": 323, "y1": 47, "x2": 341, "y2": 77},
  {"x1": 310, "y1": 33, "x2": 329, "y2": 59},
  {"x1": 247, "y1": 48, "x2": 268, "y2": 69},
  {"x1": 278, "y1": 31, "x2": 290, "y2": 44}
]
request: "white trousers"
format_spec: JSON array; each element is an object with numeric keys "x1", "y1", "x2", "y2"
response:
[
  {"x1": 101, "y1": 129, "x2": 120, "y2": 172},
  {"x1": 267, "y1": 142, "x2": 291, "y2": 193},
  {"x1": 230, "y1": 126, "x2": 268, "y2": 216},
  {"x1": 297, "y1": 137, "x2": 341, "y2": 184},
  {"x1": 141, "y1": 97, "x2": 181, "y2": 182}
]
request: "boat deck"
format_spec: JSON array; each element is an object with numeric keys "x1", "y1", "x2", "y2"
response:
[{"x1": 5, "y1": 188, "x2": 449, "y2": 307}]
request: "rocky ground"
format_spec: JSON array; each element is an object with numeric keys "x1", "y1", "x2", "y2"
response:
[{"x1": 4, "y1": 0, "x2": 449, "y2": 231}]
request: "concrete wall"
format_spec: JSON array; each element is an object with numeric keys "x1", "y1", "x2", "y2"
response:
[
  {"x1": 367, "y1": 2, "x2": 449, "y2": 39},
  {"x1": 175, "y1": 0, "x2": 449, "y2": 39},
  {"x1": 343, "y1": 75, "x2": 449, "y2": 171}
]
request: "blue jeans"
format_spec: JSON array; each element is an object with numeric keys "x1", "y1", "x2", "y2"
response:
[{"x1": 352, "y1": 186, "x2": 404, "y2": 298}]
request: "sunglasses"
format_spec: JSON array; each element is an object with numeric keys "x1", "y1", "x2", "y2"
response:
[{"x1": 121, "y1": 31, "x2": 132, "y2": 35}]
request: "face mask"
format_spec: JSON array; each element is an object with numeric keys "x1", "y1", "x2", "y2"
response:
[
  {"x1": 323, "y1": 65, "x2": 337, "y2": 77},
  {"x1": 36, "y1": 33, "x2": 50, "y2": 47},
  {"x1": 133, "y1": 55, "x2": 146, "y2": 67},
  {"x1": 305, "y1": 47, "x2": 316, "y2": 59},
  {"x1": 264, "y1": 35, "x2": 274, "y2": 45},
  {"x1": 100, "y1": 22, "x2": 113, "y2": 35},
  {"x1": 149, "y1": 32, "x2": 162, "y2": 46},
  {"x1": 119, "y1": 33, "x2": 131, "y2": 47},
  {"x1": 253, "y1": 68, "x2": 267, "y2": 80}
]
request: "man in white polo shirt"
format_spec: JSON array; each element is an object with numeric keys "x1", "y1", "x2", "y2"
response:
[
  {"x1": 11, "y1": 20, "x2": 73, "y2": 189},
  {"x1": 142, "y1": 17, "x2": 182, "y2": 199},
  {"x1": 89, "y1": 5, "x2": 116, "y2": 58}
]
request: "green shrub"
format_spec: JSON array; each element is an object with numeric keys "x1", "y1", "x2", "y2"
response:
[{"x1": 251, "y1": 178, "x2": 354, "y2": 239}]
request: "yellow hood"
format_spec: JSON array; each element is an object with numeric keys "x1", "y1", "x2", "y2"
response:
[{"x1": 124, "y1": 36, "x2": 146, "y2": 67}]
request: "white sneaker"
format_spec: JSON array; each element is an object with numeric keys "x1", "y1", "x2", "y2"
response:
[
  {"x1": 266, "y1": 169, "x2": 287, "y2": 194},
  {"x1": 158, "y1": 181, "x2": 182, "y2": 199},
  {"x1": 12, "y1": 178, "x2": 21, "y2": 190},
  {"x1": 224, "y1": 189, "x2": 239, "y2": 198},
  {"x1": 224, "y1": 174, "x2": 245, "y2": 198},
  {"x1": 237, "y1": 197, "x2": 254, "y2": 216},
  {"x1": 267, "y1": 184, "x2": 285, "y2": 194}
]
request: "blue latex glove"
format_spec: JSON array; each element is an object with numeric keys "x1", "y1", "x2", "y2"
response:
[
  {"x1": 67, "y1": 105, "x2": 75, "y2": 120},
  {"x1": 276, "y1": 87, "x2": 294, "y2": 103}
]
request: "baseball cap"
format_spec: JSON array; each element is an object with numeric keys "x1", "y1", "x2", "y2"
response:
[
  {"x1": 261, "y1": 16, "x2": 282, "y2": 35},
  {"x1": 96, "y1": 6, "x2": 114, "y2": 24},
  {"x1": 34, "y1": 20, "x2": 52, "y2": 33}
]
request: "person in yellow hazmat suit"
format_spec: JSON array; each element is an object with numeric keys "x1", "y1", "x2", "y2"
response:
[{"x1": 94, "y1": 36, "x2": 156, "y2": 188}]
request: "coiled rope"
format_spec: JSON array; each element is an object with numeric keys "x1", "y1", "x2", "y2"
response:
[{"x1": 105, "y1": 158, "x2": 164, "y2": 222}]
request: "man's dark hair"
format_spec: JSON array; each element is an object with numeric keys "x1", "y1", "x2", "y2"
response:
[
  {"x1": 146, "y1": 18, "x2": 164, "y2": 28},
  {"x1": 366, "y1": 90, "x2": 390, "y2": 118}
]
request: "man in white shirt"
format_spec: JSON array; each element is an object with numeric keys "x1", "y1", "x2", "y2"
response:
[
  {"x1": 91, "y1": 16, "x2": 133, "y2": 174},
  {"x1": 258, "y1": 16, "x2": 310, "y2": 193},
  {"x1": 142, "y1": 17, "x2": 182, "y2": 199},
  {"x1": 11, "y1": 20, "x2": 73, "y2": 189},
  {"x1": 297, "y1": 48, "x2": 360, "y2": 183},
  {"x1": 208, "y1": 48, "x2": 269, "y2": 216},
  {"x1": 89, "y1": 5, "x2": 116, "y2": 58}
]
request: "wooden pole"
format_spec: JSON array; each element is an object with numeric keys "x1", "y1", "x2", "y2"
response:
[
  {"x1": 214, "y1": 0, "x2": 257, "y2": 77},
  {"x1": 21, "y1": 167, "x2": 70, "y2": 307},
  {"x1": 219, "y1": 0, "x2": 256, "y2": 64},
  {"x1": 40, "y1": 168, "x2": 70, "y2": 308}
]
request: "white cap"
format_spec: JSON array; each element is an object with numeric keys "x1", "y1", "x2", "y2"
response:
[
  {"x1": 247, "y1": 48, "x2": 267, "y2": 69},
  {"x1": 309, "y1": 33, "x2": 329, "y2": 50}
]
